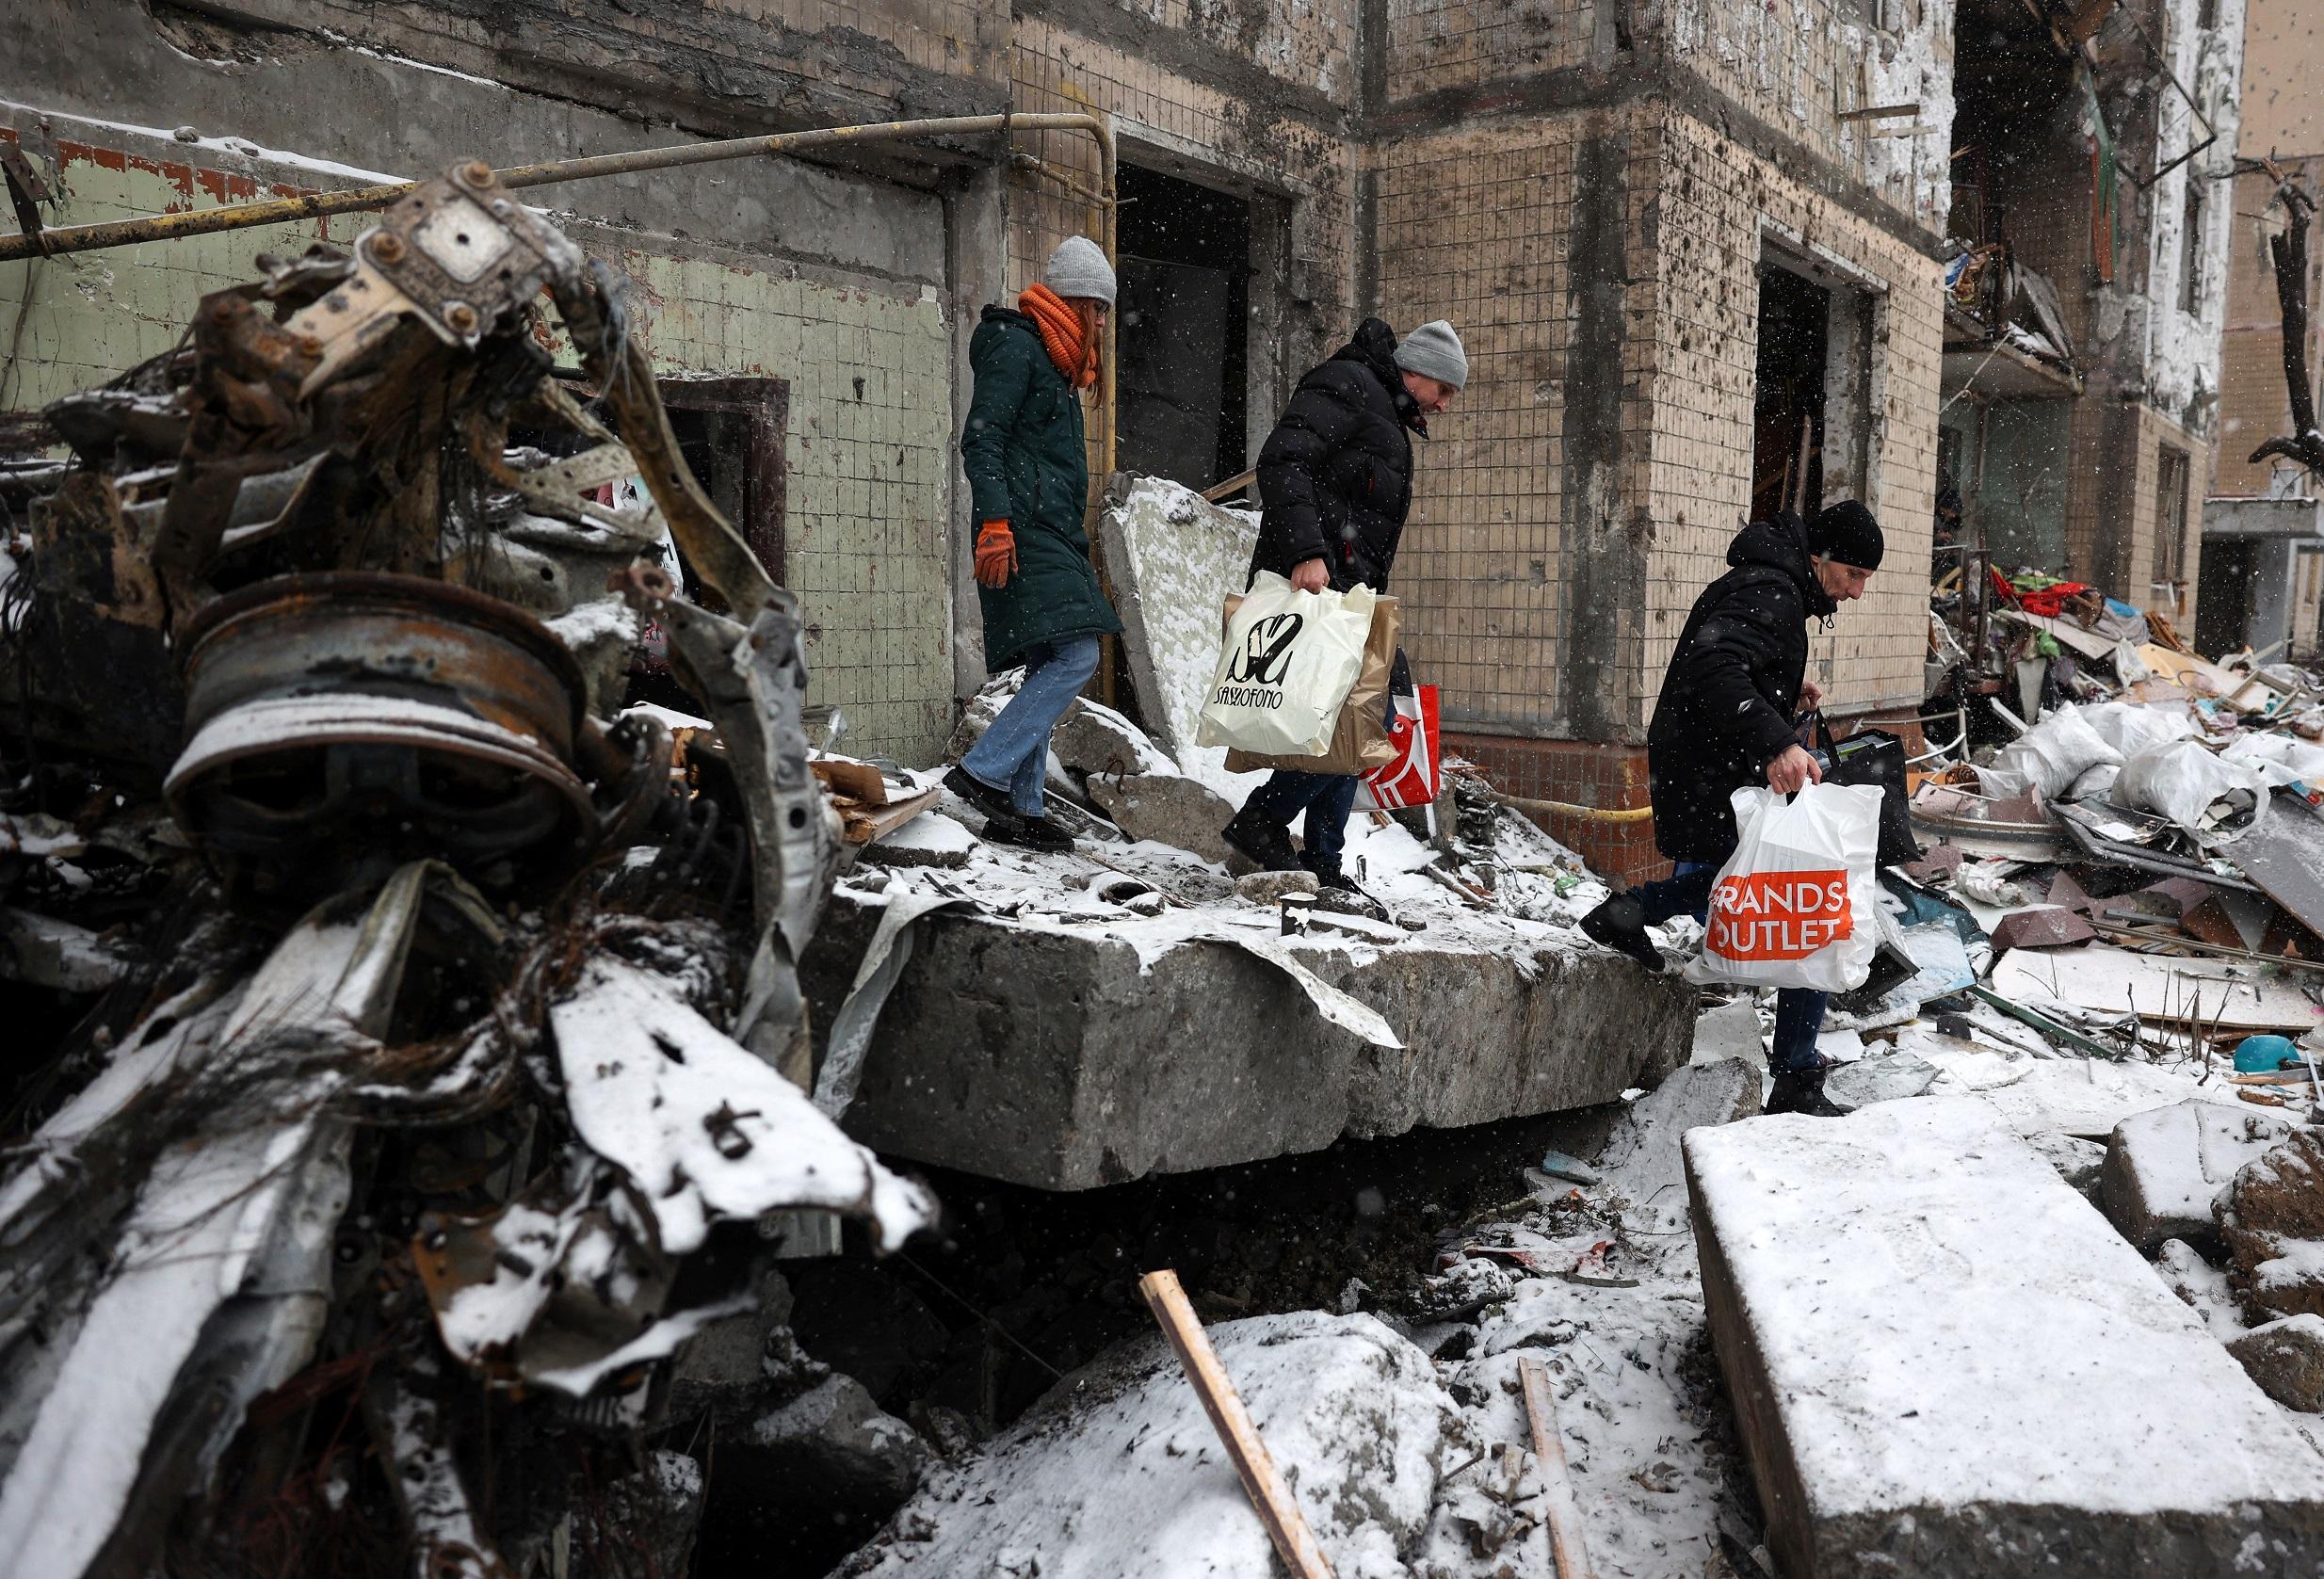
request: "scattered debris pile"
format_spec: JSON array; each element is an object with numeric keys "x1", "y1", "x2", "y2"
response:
[{"x1": 0, "y1": 164, "x2": 935, "y2": 1577}]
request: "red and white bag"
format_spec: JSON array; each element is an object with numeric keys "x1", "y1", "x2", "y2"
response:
[
  {"x1": 1683, "y1": 782, "x2": 1882, "y2": 992},
  {"x1": 1356, "y1": 684, "x2": 1440, "y2": 812}
]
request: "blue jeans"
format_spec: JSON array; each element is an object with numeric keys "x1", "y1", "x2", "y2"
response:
[
  {"x1": 1243, "y1": 771, "x2": 1362, "y2": 878},
  {"x1": 961, "y1": 636, "x2": 1102, "y2": 817},
  {"x1": 1633, "y1": 860, "x2": 1831, "y2": 1075}
]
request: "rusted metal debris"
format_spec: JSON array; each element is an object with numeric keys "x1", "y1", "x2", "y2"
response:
[{"x1": 0, "y1": 163, "x2": 929, "y2": 1578}]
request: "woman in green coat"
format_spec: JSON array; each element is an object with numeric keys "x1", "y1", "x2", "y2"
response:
[{"x1": 942, "y1": 235, "x2": 1124, "y2": 851}]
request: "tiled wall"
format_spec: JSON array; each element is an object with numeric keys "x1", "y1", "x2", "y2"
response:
[
  {"x1": 604, "y1": 247, "x2": 958, "y2": 759},
  {"x1": 0, "y1": 139, "x2": 346, "y2": 411}
]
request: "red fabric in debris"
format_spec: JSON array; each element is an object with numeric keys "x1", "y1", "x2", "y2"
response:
[{"x1": 2015, "y1": 582, "x2": 2091, "y2": 617}]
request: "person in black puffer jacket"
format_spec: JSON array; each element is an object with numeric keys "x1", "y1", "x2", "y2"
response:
[
  {"x1": 1220, "y1": 318, "x2": 1465, "y2": 894},
  {"x1": 1580, "y1": 500, "x2": 1885, "y2": 1119}
]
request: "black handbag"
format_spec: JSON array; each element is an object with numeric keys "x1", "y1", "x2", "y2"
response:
[{"x1": 1804, "y1": 712, "x2": 1922, "y2": 868}]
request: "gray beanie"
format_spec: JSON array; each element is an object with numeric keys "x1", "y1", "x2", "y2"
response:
[
  {"x1": 1393, "y1": 319, "x2": 1467, "y2": 390},
  {"x1": 1042, "y1": 235, "x2": 1117, "y2": 307}
]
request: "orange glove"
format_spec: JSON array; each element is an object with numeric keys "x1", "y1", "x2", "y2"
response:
[{"x1": 975, "y1": 519, "x2": 1018, "y2": 588}]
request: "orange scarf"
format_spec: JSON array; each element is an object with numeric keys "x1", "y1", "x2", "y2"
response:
[{"x1": 1020, "y1": 282, "x2": 1098, "y2": 390}]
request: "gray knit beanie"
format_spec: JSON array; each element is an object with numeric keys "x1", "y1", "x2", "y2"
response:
[
  {"x1": 1393, "y1": 319, "x2": 1467, "y2": 390},
  {"x1": 1041, "y1": 235, "x2": 1117, "y2": 307}
]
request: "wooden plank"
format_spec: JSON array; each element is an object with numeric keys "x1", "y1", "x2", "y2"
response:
[
  {"x1": 1518, "y1": 1358, "x2": 1596, "y2": 1579},
  {"x1": 1202, "y1": 467, "x2": 1258, "y2": 503},
  {"x1": 1138, "y1": 1269, "x2": 1337, "y2": 1579},
  {"x1": 838, "y1": 785, "x2": 941, "y2": 846},
  {"x1": 813, "y1": 757, "x2": 889, "y2": 806}
]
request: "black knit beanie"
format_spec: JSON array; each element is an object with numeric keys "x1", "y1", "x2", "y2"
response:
[{"x1": 1810, "y1": 500, "x2": 1884, "y2": 571}]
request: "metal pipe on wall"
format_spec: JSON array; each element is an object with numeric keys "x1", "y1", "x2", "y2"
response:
[{"x1": 0, "y1": 111, "x2": 1115, "y2": 265}]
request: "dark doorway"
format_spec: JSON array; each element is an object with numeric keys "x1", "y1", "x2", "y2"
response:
[
  {"x1": 1751, "y1": 262, "x2": 1831, "y2": 522},
  {"x1": 1116, "y1": 163, "x2": 1251, "y2": 491},
  {"x1": 2195, "y1": 537, "x2": 2258, "y2": 657}
]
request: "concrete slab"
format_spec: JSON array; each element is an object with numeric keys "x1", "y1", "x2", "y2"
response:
[
  {"x1": 1685, "y1": 1096, "x2": 2324, "y2": 1579},
  {"x1": 806, "y1": 893, "x2": 1693, "y2": 1189}
]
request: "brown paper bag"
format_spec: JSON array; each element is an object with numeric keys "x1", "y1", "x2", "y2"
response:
[{"x1": 1222, "y1": 593, "x2": 1400, "y2": 776}]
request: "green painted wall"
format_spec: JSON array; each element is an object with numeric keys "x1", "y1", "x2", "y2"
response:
[{"x1": 1, "y1": 149, "x2": 955, "y2": 764}]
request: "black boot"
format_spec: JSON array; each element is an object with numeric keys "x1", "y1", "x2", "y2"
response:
[
  {"x1": 1305, "y1": 860, "x2": 1390, "y2": 921},
  {"x1": 944, "y1": 765, "x2": 1021, "y2": 828},
  {"x1": 1766, "y1": 1065, "x2": 1853, "y2": 1119},
  {"x1": 1579, "y1": 892, "x2": 1666, "y2": 974},
  {"x1": 1222, "y1": 804, "x2": 1299, "y2": 872},
  {"x1": 985, "y1": 814, "x2": 1074, "y2": 853}
]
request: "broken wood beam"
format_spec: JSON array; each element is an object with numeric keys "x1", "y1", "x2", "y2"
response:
[
  {"x1": 1201, "y1": 468, "x2": 1257, "y2": 503},
  {"x1": 1138, "y1": 1269, "x2": 1337, "y2": 1579},
  {"x1": 1518, "y1": 1357, "x2": 1596, "y2": 1579}
]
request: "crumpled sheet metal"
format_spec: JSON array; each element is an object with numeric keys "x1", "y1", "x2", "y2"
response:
[
  {"x1": 412, "y1": 1152, "x2": 750, "y2": 1401},
  {"x1": 549, "y1": 956, "x2": 934, "y2": 1255},
  {"x1": 0, "y1": 862, "x2": 446, "y2": 1579}
]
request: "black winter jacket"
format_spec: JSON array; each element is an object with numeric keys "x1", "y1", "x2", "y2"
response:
[
  {"x1": 1250, "y1": 319, "x2": 1423, "y2": 592},
  {"x1": 1646, "y1": 513, "x2": 1837, "y2": 862}
]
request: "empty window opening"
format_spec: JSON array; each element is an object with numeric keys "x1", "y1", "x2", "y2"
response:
[
  {"x1": 2155, "y1": 445, "x2": 2191, "y2": 609},
  {"x1": 514, "y1": 375, "x2": 786, "y2": 713},
  {"x1": 1751, "y1": 261, "x2": 1832, "y2": 521},
  {"x1": 1116, "y1": 163, "x2": 1251, "y2": 491},
  {"x1": 2180, "y1": 186, "x2": 2205, "y2": 313}
]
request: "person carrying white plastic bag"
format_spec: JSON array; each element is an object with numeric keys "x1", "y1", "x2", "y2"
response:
[
  {"x1": 1684, "y1": 781, "x2": 1883, "y2": 993},
  {"x1": 1196, "y1": 570, "x2": 1378, "y2": 757}
]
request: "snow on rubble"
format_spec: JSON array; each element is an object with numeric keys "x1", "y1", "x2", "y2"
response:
[{"x1": 838, "y1": 1311, "x2": 1472, "y2": 1579}]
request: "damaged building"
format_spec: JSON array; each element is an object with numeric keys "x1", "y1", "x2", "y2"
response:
[
  {"x1": 2200, "y1": 0, "x2": 2324, "y2": 657},
  {"x1": 2, "y1": 0, "x2": 1959, "y2": 894},
  {"x1": 1939, "y1": 0, "x2": 2243, "y2": 628}
]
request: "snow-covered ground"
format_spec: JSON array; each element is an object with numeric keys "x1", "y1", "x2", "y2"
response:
[{"x1": 834, "y1": 993, "x2": 2317, "y2": 1579}]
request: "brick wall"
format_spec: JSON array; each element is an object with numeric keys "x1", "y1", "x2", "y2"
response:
[
  {"x1": 1374, "y1": 100, "x2": 1939, "y2": 751},
  {"x1": 1647, "y1": 108, "x2": 1943, "y2": 723},
  {"x1": 2216, "y1": 162, "x2": 2324, "y2": 497},
  {"x1": 603, "y1": 246, "x2": 960, "y2": 760}
]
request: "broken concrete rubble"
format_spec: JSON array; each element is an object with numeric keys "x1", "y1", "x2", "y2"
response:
[
  {"x1": 838, "y1": 1311, "x2": 1470, "y2": 1579},
  {"x1": 2100, "y1": 1099, "x2": 2294, "y2": 1255},
  {"x1": 1592, "y1": 1058, "x2": 1762, "y2": 1229},
  {"x1": 1084, "y1": 770, "x2": 1237, "y2": 865},
  {"x1": 2221, "y1": 1127, "x2": 2324, "y2": 1322},
  {"x1": 2230, "y1": 1315, "x2": 2324, "y2": 1414}
]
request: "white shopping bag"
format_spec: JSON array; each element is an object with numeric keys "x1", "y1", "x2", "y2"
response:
[
  {"x1": 1683, "y1": 782, "x2": 1883, "y2": 993},
  {"x1": 1195, "y1": 572, "x2": 1377, "y2": 758}
]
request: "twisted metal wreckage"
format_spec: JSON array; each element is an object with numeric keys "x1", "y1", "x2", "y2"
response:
[{"x1": 0, "y1": 164, "x2": 934, "y2": 1576}]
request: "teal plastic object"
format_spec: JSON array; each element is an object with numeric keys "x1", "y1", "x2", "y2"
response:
[{"x1": 2235, "y1": 1034, "x2": 2303, "y2": 1073}]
